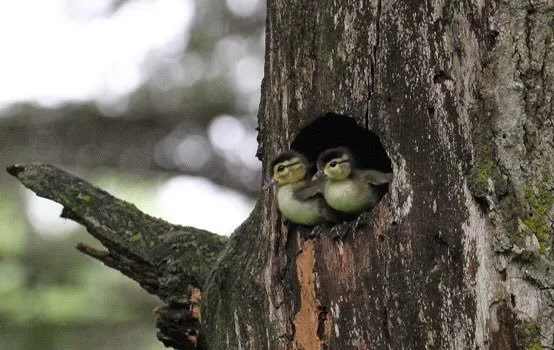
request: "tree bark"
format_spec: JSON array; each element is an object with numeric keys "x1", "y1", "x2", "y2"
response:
[
  {"x1": 6, "y1": 163, "x2": 226, "y2": 349},
  {"x1": 7, "y1": 0, "x2": 553, "y2": 349},
  {"x1": 206, "y1": 0, "x2": 553, "y2": 348}
]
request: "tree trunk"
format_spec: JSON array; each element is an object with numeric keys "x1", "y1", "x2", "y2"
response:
[
  {"x1": 205, "y1": 0, "x2": 553, "y2": 348},
  {"x1": 8, "y1": 0, "x2": 553, "y2": 349}
]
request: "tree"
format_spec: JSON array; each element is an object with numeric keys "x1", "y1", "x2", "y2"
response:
[{"x1": 7, "y1": 0, "x2": 553, "y2": 349}]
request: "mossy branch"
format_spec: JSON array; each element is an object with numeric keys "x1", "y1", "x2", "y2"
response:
[{"x1": 6, "y1": 163, "x2": 229, "y2": 349}]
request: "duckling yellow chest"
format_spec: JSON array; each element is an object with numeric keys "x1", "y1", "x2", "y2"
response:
[
  {"x1": 324, "y1": 180, "x2": 377, "y2": 214},
  {"x1": 277, "y1": 184, "x2": 326, "y2": 226}
]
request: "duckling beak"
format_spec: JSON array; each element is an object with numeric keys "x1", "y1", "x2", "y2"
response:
[
  {"x1": 311, "y1": 169, "x2": 324, "y2": 182},
  {"x1": 263, "y1": 178, "x2": 276, "y2": 190}
]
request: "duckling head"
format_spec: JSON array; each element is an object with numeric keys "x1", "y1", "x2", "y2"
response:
[
  {"x1": 315, "y1": 147, "x2": 353, "y2": 181},
  {"x1": 266, "y1": 151, "x2": 308, "y2": 187}
]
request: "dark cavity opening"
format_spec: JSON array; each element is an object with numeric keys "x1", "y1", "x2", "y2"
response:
[{"x1": 291, "y1": 113, "x2": 392, "y2": 173}]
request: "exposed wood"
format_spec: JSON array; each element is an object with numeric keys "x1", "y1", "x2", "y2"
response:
[{"x1": 292, "y1": 240, "x2": 320, "y2": 350}]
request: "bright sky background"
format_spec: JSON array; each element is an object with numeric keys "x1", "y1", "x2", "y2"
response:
[
  {"x1": 3, "y1": 0, "x2": 262, "y2": 236},
  {"x1": 0, "y1": 0, "x2": 194, "y2": 109}
]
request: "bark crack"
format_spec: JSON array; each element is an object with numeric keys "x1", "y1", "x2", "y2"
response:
[{"x1": 367, "y1": 0, "x2": 382, "y2": 129}]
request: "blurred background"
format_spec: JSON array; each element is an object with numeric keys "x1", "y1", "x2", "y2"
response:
[{"x1": 0, "y1": 0, "x2": 265, "y2": 348}]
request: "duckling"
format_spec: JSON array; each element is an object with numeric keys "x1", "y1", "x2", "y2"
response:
[
  {"x1": 265, "y1": 151, "x2": 338, "y2": 226},
  {"x1": 312, "y1": 147, "x2": 392, "y2": 215}
]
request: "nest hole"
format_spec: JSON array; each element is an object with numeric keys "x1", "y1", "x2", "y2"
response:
[{"x1": 291, "y1": 113, "x2": 392, "y2": 173}]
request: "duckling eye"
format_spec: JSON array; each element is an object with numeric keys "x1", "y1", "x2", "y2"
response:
[
  {"x1": 329, "y1": 161, "x2": 337, "y2": 168},
  {"x1": 277, "y1": 165, "x2": 285, "y2": 172}
]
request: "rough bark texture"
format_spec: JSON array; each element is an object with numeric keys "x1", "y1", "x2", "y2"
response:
[
  {"x1": 6, "y1": 163, "x2": 227, "y2": 349},
  {"x1": 7, "y1": 0, "x2": 553, "y2": 349},
  {"x1": 206, "y1": 0, "x2": 553, "y2": 349}
]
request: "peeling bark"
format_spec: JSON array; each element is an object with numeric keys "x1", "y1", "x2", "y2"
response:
[{"x1": 292, "y1": 240, "x2": 321, "y2": 350}]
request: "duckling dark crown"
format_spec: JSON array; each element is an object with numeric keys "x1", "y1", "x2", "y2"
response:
[
  {"x1": 317, "y1": 147, "x2": 355, "y2": 168},
  {"x1": 269, "y1": 151, "x2": 307, "y2": 172}
]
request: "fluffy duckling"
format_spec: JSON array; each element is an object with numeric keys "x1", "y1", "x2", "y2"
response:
[
  {"x1": 312, "y1": 147, "x2": 392, "y2": 215},
  {"x1": 265, "y1": 151, "x2": 338, "y2": 226}
]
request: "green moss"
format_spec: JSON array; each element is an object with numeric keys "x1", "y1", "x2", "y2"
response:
[
  {"x1": 526, "y1": 343, "x2": 542, "y2": 350},
  {"x1": 129, "y1": 233, "x2": 142, "y2": 242},
  {"x1": 522, "y1": 183, "x2": 553, "y2": 252},
  {"x1": 517, "y1": 322, "x2": 542, "y2": 350},
  {"x1": 469, "y1": 158, "x2": 502, "y2": 198},
  {"x1": 77, "y1": 193, "x2": 91, "y2": 202}
]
